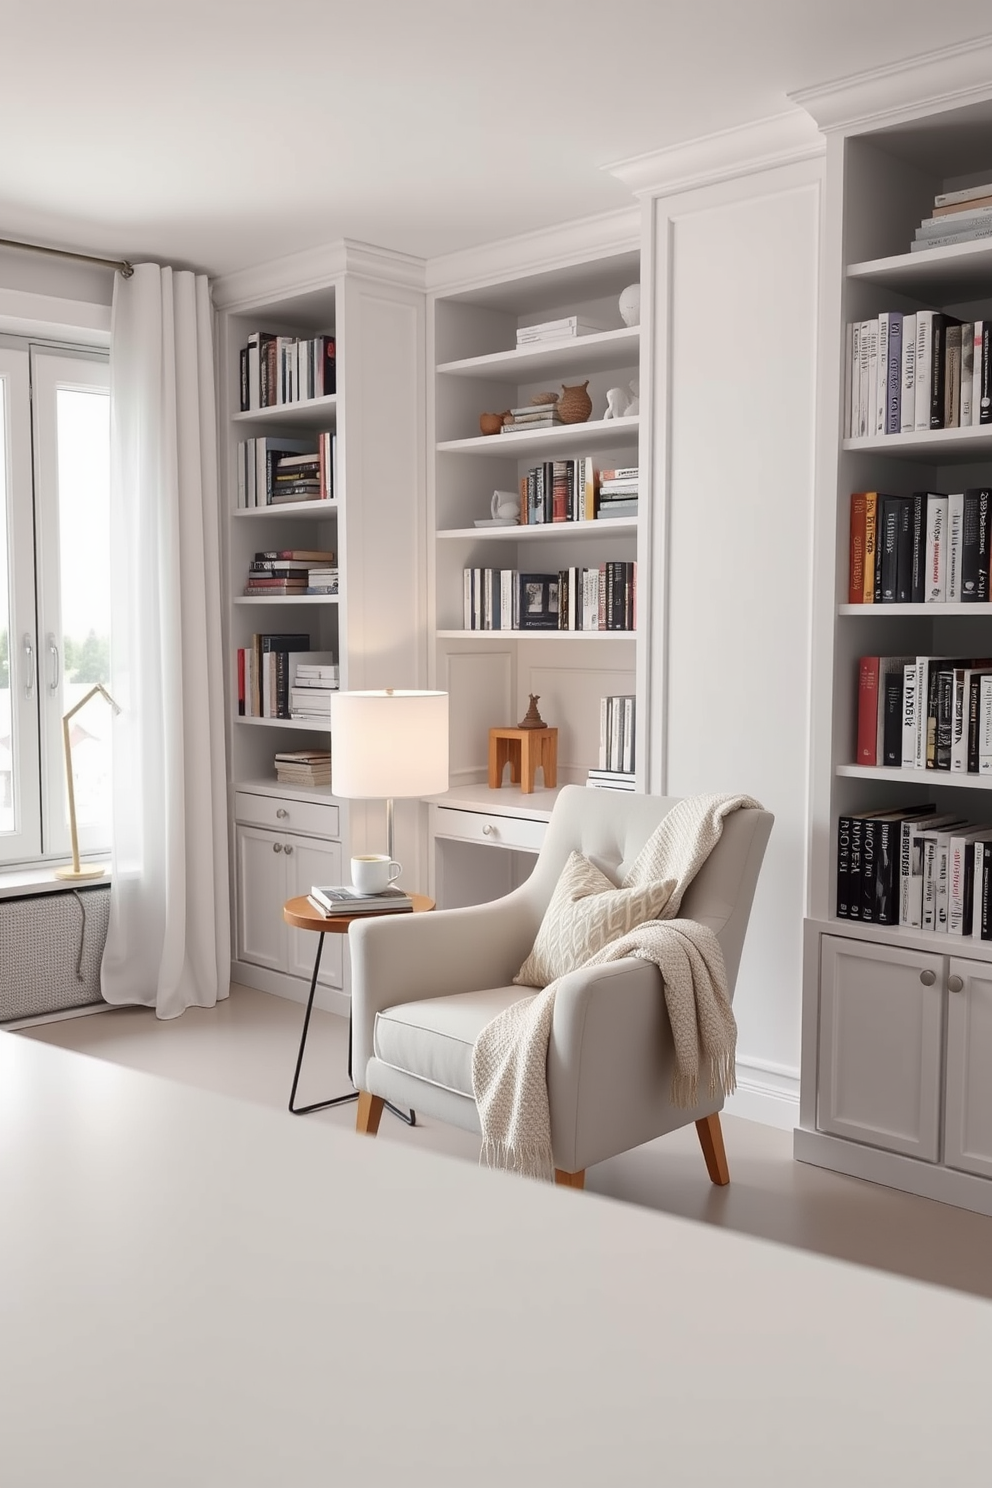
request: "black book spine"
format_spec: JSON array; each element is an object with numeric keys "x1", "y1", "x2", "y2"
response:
[
  {"x1": 935, "y1": 669, "x2": 954, "y2": 770},
  {"x1": 837, "y1": 815, "x2": 852, "y2": 918},
  {"x1": 321, "y1": 337, "x2": 336, "y2": 396},
  {"x1": 930, "y1": 314, "x2": 949, "y2": 430},
  {"x1": 969, "y1": 673, "x2": 983, "y2": 774},
  {"x1": 875, "y1": 818, "x2": 900, "y2": 925},
  {"x1": 982, "y1": 842, "x2": 992, "y2": 939},
  {"x1": 963, "y1": 841, "x2": 978, "y2": 936},
  {"x1": 961, "y1": 489, "x2": 982, "y2": 601},
  {"x1": 240, "y1": 348, "x2": 250, "y2": 412},
  {"x1": 624, "y1": 562, "x2": 634, "y2": 630},
  {"x1": 981, "y1": 323, "x2": 992, "y2": 426},
  {"x1": 925, "y1": 661, "x2": 940, "y2": 769},
  {"x1": 909, "y1": 493, "x2": 926, "y2": 603},
  {"x1": 895, "y1": 497, "x2": 913, "y2": 603},
  {"x1": 883, "y1": 669, "x2": 903, "y2": 766},
  {"x1": 849, "y1": 816, "x2": 864, "y2": 917},
  {"x1": 543, "y1": 462, "x2": 555, "y2": 524},
  {"x1": 874, "y1": 515, "x2": 884, "y2": 604},
  {"x1": 861, "y1": 818, "x2": 878, "y2": 922},
  {"x1": 879, "y1": 497, "x2": 902, "y2": 602},
  {"x1": 275, "y1": 651, "x2": 289, "y2": 718}
]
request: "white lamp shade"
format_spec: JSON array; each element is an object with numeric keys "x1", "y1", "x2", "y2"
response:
[{"x1": 330, "y1": 690, "x2": 449, "y2": 799}]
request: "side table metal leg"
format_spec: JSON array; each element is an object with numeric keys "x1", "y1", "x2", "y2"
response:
[{"x1": 289, "y1": 933, "x2": 359, "y2": 1116}]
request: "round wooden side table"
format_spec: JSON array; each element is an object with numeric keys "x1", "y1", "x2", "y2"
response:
[{"x1": 282, "y1": 893, "x2": 435, "y2": 1119}]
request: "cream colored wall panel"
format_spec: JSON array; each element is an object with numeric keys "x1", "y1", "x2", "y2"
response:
[
  {"x1": 523, "y1": 658, "x2": 636, "y2": 779},
  {"x1": 445, "y1": 648, "x2": 513, "y2": 782},
  {"x1": 659, "y1": 165, "x2": 821, "y2": 1076}
]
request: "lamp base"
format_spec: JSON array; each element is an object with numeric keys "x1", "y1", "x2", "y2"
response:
[{"x1": 54, "y1": 864, "x2": 107, "y2": 881}]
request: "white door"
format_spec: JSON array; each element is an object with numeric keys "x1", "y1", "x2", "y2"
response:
[
  {"x1": 285, "y1": 834, "x2": 344, "y2": 989},
  {"x1": 818, "y1": 936, "x2": 944, "y2": 1161},
  {"x1": 944, "y1": 956, "x2": 992, "y2": 1179},
  {"x1": 236, "y1": 825, "x2": 289, "y2": 973}
]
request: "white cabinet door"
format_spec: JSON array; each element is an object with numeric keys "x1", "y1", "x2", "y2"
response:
[
  {"x1": 285, "y1": 835, "x2": 344, "y2": 989},
  {"x1": 944, "y1": 957, "x2": 992, "y2": 1180},
  {"x1": 236, "y1": 824, "x2": 289, "y2": 974},
  {"x1": 818, "y1": 936, "x2": 944, "y2": 1161}
]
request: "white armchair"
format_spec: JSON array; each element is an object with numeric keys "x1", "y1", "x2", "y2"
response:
[{"x1": 349, "y1": 785, "x2": 773, "y2": 1188}]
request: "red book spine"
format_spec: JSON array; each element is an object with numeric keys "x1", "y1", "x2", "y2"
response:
[
  {"x1": 849, "y1": 492, "x2": 867, "y2": 603},
  {"x1": 857, "y1": 656, "x2": 880, "y2": 765}
]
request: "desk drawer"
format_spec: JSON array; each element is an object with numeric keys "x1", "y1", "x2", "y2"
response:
[
  {"x1": 434, "y1": 806, "x2": 546, "y2": 854},
  {"x1": 234, "y1": 792, "x2": 340, "y2": 840}
]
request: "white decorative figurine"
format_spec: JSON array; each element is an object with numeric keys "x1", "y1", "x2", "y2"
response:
[
  {"x1": 604, "y1": 386, "x2": 630, "y2": 420},
  {"x1": 626, "y1": 379, "x2": 640, "y2": 416},
  {"x1": 618, "y1": 282, "x2": 641, "y2": 327}
]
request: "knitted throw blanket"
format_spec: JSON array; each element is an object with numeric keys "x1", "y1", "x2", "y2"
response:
[{"x1": 471, "y1": 794, "x2": 763, "y2": 1181}]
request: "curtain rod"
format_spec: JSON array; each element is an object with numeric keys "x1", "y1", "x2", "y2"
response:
[{"x1": 0, "y1": 236, "x2": 134, "y2": 278}]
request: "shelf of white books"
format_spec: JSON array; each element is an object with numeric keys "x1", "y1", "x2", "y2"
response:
[
  {"x1": 232, "y1": 394, "x2": 338, "y2": 430},
  {"x1": 234, "y1": 596, "x2": 340, "y2": 606},
  {"x1": 836, "y1": 764, "x2": 992, "y2": 789},
  {"x1": 437, "y1": 417, "x2": 639, "y2": 460},
  {"x1": 437, "y1": 519, "x2": 637, "y2": 540},
  {"x1": 813, "y1": 912, "x2": 992, "y2": 966},
  {"x1": 837, "y1": 602, "x2": 992, "y2": 616},
  {"x1": 436, "y1": 327, "x2": 640, "y2": 381},
  {"x1": 847, "y1": 239, "x2": 992, "y2": 301},
  {"x1": 437, "y1": 629, "x2": 636, "y2": 641},
  {"x1": 842, "y1": 426, "x2": 992, "y2": 462},
  {"x1": 235, "y1": 716, "x2": 330, "y2": 731},
  {"x1": 233, "y1": 501, "x2": 339, "y2": 520}
]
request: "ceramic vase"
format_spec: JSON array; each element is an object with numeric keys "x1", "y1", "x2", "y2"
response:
[
  {"x1": 557, "y1": 381, "x2": 592, "y2": 424},
  {"x1": 618, "y1": 283, "x2": 641, "y2": 327}
]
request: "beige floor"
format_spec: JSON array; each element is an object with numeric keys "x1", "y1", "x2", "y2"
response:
[{"x1": 18, "y1": 983, "x2": 992, "y2": 1302}]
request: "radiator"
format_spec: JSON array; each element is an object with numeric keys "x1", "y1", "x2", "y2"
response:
[{"x1": 0, "y1": 887, "x2": 110, "y2": 1022}]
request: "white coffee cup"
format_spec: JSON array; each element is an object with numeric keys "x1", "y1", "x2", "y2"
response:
[{"x1": 351, "y1": 854, "x2": 402, "y2": 894}]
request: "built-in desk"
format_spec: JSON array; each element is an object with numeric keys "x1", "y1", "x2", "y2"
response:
[{"x1": 429, "y1": 782, "x2": 562, "y2": 906}]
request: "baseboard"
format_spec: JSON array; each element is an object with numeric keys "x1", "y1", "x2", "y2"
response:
[
  {"x1": 794, "y1": 1126, "x2": 992, "y2": 1217},
  {"x1": 231, "y1": 960, "x2": 351, "y2": 1019},
  {"x1": 3, "y1": 1001, "x2": 112, "y2": 1032},
  {"x1": 724, "y1": 1056, "x2": 801, "y2": 1131}
]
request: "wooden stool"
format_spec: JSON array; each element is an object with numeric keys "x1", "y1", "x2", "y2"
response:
[{"x1": 488, "y1": 726, "x2": 558, "y2": 794}]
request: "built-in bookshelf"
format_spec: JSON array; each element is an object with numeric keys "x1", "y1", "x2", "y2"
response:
[
  {"x1": 429, "y1": 237, "x2": 644, "y2": 874},
  {"x1": 798, "y1": 80, "x2": 992, "y2": 1215}
]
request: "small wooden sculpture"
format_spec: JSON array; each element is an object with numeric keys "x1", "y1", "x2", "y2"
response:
[{"x1": 518, "y1": 694, "x2": 547, "y2": 729}]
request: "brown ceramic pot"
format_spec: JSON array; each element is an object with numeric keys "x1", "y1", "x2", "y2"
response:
[{"x1": 480, "y1": 410, "x2": 511, "y2": 436}]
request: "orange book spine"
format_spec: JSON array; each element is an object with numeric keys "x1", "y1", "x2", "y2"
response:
[
  {"x1": 863, "y1": 492, "x2": 878, "y2": 605},
  {"x1": 849, "y1": 492, "x2": 867, "y2": 603}
]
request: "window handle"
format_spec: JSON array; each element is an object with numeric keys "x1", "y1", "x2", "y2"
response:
[
  {"x1": 47, "y1": 634, "x2": 60, "y2": 694},
  {"x1": 23, "y1": 634, "x2": 35, "y2": 694}
]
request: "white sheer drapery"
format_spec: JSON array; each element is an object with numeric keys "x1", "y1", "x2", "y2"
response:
[{"x1": 101, "y1": 264, "x2": 230, "y2": 1019}]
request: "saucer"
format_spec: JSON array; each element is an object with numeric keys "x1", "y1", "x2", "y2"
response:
[{"x1": 474, "y1": 518, "x2": 519, "y2": 527}]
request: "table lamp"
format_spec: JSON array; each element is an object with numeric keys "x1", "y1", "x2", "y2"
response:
[
  {"x1": 54, "y1": 682, "x2": 122, "y2": 881},
  {"x1": 330, "y1": 689, "x2": 448, "y2": 860}
]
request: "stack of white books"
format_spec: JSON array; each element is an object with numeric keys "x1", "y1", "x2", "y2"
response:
[
  {"x1": 306, "y1": 566, "x2": 339, "y2": 595},
  {"x1": 290, "y1": 657, "x2": 338, "y2": 721},
  {"x1": 516, "y1": 316, "x2": 603, "y2": 347},
  {"x1": 308, "y1": 884, "x2": 413, "y2": 915}
]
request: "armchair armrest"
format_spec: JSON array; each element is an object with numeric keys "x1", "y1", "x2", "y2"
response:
[{"x1": 349, "y1": 888, "x2": 543, "y2": 1080}]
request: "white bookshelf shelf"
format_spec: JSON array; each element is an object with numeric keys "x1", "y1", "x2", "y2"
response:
[
  {"x1": 234, "y1": 595, "x2": 339, "y2": 606},
  {"x1": 232, "y1": 394, "x2": 337, "y2": 429},
  {"x1": 235, "y1": 777, "x2": 335, "y2": 804},
  {"x1": 233, "y1": 501, "x2": 338, "y2": 519},
  {"x1": 836, "y1": 764, "x2": 992, "y2": 789},
  {"x1": 837, "y1": 602, "x2": 992, "y2": 616},
  {"x1": 436, "y1": 327, "x2": 640, "y2": 381},
  {"x1": 815, "y1": 912, "x2": 992, "y2": 966},
  {"x1": 437, "y1": 629, "x2": 636, "y2": 641},
  {"x1": 847, "y1": 239, "x2": 992, "y2": 301},
  {"x1": 842, "y1": 426, "x2": 992, "y2": 460},
  {"x1": 427, "y1": 782, "x2": 563, "y2": 821},
  {"x1": 234, "y1": 716, "x2": 330, "y2": 731},
  {"x1": 438, "y1": 416, "x2": 639, "y2": 459},
  {"x1": 437, "y1": 519, "x2": 637, "y2": 540}
]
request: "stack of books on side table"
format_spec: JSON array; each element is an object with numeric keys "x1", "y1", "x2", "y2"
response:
[
  {"x1": 307, "y1": 884, "x2": 413, "y2": 916},
  {"x1": 274, "y1": 750, "x2": 331, "y2": 787}
]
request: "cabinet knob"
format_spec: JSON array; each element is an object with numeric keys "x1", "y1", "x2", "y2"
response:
[
  {"x1": 947, "y1": 974, "x2": 964, "y2": 994},
  {"x1": 482, "y1": 824, "x2": 494, "y2": 836},
  {"x1": 283, "y1": 844, "x2": 294, "y2": 855},
  {"x1": 919, "y1": 969, "x2": 936, "y2": 986},
  {"x1": 273, "y1": 842, "x2": 282, "y2": 853},
  {"x1": 276, "y1": 808, "x2": 289, "y2": 819}
]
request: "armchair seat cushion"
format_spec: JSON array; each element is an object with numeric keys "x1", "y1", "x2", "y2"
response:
[{"x1": 373, "y1": 987, "x2": 536, "y2": 1099}]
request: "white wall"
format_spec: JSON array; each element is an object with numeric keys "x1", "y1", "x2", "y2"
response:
[
  {"x1": 0, "y1": 246, "x2": 112, "y2": 342},
  {"x1": 651, "y1": 159, "x2": 823, "y2": 1123}
]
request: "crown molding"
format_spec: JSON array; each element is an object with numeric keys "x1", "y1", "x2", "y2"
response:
[
  {"x1": 790, "y1": 33, "x2": 992, "y2": 133},
  {"x1": 425, "y1": 206, "x2": 641, "y2": 297},
  {"x1": 604, "y1": 110, "x2": 824, "y2": 199},
  {"x1": 212, "y1": 238, "x2": 426, "y2": 312}
]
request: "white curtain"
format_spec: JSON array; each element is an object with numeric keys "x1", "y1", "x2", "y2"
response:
[{"x1": 101, "y1": 264, "x2": 230, "y2": 1019}]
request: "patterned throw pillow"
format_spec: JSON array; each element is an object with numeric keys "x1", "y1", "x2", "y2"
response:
[{"x1": 513, "y1": 850, "x2": 674, "y2": 988}]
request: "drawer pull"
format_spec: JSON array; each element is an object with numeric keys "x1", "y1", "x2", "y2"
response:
[
  {"x1": 919, "y1": 969, "x2": 936, "y2": 987},
  {"x1": 482, "y1": 824, "x2": 494, "y2": 836},
  {"x1": 947, "y1": 974, "x2": 964, "y2": 994},
  {"x1": 284, "y1": 844, "x2": 294, "y2": 855},
  {"x1": 276, "y1": 808, "x2": 289, "y2": 819},
  {"x1": 273, "y1": 842, "x2": 283, "y2": 854}
]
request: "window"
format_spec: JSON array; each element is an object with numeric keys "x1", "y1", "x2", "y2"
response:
[{"x1": 0, "y1": 337, "x2": 111, "y2": 866}]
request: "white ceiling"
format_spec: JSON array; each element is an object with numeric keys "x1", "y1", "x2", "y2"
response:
[{"x1": 2, "y1": 1, "x2": 992, "y2": 279}]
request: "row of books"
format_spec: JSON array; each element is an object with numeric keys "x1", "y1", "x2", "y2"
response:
[
  {"x1": 515, "y1": 461, "x2": 638, "y2": 525},
  {"x1": 236, "y1": 433, "x2": 336, "y2": 509},
  {"x1": 463, "y1": 563, "x2": 636, "y2": 632},
  {"x1": 244, "y1": 557, "x2": 339, "y2": 597},
  {"x1": 275, "y1": 749, "x2": 331, "y2": 787},
  {"x1": 856, "y1": 655, "x2": 992, "y2": 773},
  {"x1": 848, "y1": 490, "x2": 990, "y2": 605},
  {"x1": 837, "y1": 804, "x2": 992, "y2": 937},
  {"x1": 239, "y1": 332, "x2": 335, "y2": 412},
  {"x1": 586, "y1": 770, "x2": 637, "y2": 792},
  {"x1": 308, "y1": 884, "x2": 412, "y2": 916},
  {"x1": 515, "y1": 315, "x2": 602, "y2": 348},
  {"x1": 237, "y1": 637, "x2": 338, "y2": 720},
  {"x1": 599, "y1": 694, "x2": 635, "y2": 774},
  {"x1": 910, "y1": 179, "x2": 992, "y2": 253},
  {"x1": 843, "y1": 314, "x2": 991, "y2": 439}
]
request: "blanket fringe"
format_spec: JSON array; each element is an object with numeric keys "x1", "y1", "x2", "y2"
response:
[
  {"x1": 671, "y1": 1057, "x2": 737, "y2": 1110},
  {"x1": 480, "y1": 1138, "x2": 555, "y2": 1183}
]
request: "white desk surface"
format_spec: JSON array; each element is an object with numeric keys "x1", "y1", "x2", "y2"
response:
[{"x1": 1, "y1": 1030, "x2": 990, "y2": 1487}]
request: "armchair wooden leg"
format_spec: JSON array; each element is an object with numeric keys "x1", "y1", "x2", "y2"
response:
[
  {"x1": 356, "y1": 1092, "x2": 385, "y2": 1136},
  {"x1": 695, "y1": 1112, "x2": 730, "y2": 1186},
  {"x1": 554, "y1": 1169, "x2": 586, "y2": 1189}
]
